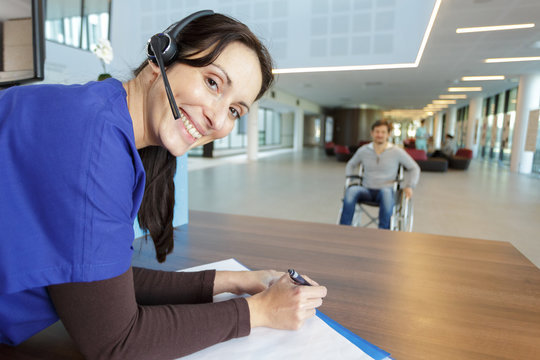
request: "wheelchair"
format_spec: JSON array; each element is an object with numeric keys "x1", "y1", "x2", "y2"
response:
[{"x1": 337, "y1": 165, "x2": 414, "y2": 232}]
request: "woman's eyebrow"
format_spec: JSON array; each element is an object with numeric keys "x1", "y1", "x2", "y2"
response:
[
  {"x1": 239, "y1": 101, "x2": 250, "y2": 113},
  {"x1": 211, "y1": 63, "x2": 232, "y2": 86},
  {"x1": 211, "y1": 63, "x2": 250, "y2": 112}
]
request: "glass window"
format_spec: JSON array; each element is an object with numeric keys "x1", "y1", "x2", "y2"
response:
[
  {"x1": 272, "y1": 112, "x2": 281, "y2": 144},
  {"x1": 480, "y1": 97, "x2": 492, "y2": 157},
  {"x1": 258, "y1": 107, "x2": 282, "y2": 146},
  {"x1": 532, "y1": 112, "x2": 540, "y2": 174},
  {"x1": 500, "y1": 87, "x2": 518, "y2": 165},
  {"x1": 456, "y1": 105, "x2": 468, "y2": 148},
  {"x1": 490, "y1": 94, "x2": 504, "y2": 160},
  {"x1": 45, "y1": 0, "x2": 111, "y2": 51},
  {"x1": 508, "y1": 87, "x2": 518, "y2": 112}
]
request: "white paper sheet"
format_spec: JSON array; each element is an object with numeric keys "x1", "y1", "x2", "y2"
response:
[{"x1": 177, "y1": 259, "x2": 379, "y2": 360}]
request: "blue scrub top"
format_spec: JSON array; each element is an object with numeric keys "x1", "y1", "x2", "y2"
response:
[{"x1": 0, "y1": 79, "x2": 145, "y2": 345}]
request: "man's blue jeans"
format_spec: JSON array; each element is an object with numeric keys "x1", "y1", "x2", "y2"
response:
[{"x1": 339, "y1": 186, "x2": 394, "y2": 229}]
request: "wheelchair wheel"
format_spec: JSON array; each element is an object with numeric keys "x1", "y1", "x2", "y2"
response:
[
  {"x1": 394, "y1": 192, "x2": 414, "y2": 232},
  {"x1": 401, "y1": 195, "x2": 414, "y2": 232}
]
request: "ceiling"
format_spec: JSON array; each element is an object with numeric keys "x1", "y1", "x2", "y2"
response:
[
  {"x1": 268, "y1": 0, "x2": 540, "y2": 114},
  {"x1": 129, "y1": 0, "x2": 540, "y2": 118}
]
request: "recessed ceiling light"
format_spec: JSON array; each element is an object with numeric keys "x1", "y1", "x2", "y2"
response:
[
  {"x1": 461, "y1": 75, "x2": 505, "y2": 81},
  {"x1": 448, "y1": 87, "x2": 482, "y2": 92},
  {"x1": 433, "y1": 99, "x2": 457, "y2": 104},
  {"x1": 484, "y1": 56, "x2": 540, "y2": 63},
  {"x1": 426, "y1": 104, "x2": 448, "y2": 109},
  {"x1": 440, "y1": 94, "x2": 467, "y2": 99},
  {"x1": 456, "y1": 23, "x2": 535, "y2": 33}
]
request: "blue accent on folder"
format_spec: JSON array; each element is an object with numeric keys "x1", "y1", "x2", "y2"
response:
[{"x1": 316, "y1": 310, "x2": 391, "y2": 360}]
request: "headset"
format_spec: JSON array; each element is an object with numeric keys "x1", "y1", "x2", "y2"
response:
[{"x1": 146, "y1": 10, "x2": 215, "y2": 120}]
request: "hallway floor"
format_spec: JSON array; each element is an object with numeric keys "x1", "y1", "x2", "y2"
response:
[{"x1": 187, "y1": 147, "x2": 540, "y2": 268}]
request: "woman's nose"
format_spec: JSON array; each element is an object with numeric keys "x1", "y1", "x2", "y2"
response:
[{"x1": 204, "y1": 101, "x2": 228, "y2": 131}]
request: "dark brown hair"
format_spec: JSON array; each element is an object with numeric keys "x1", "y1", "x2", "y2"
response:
[
  {"x1": 136, "y1": 13, "x2": 274, "y2": 263},
  {"x1": 371, "y1": 119, "x2": 392, "y2": 132}
]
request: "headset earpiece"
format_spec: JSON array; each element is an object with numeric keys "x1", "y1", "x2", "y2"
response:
[
  {"x1": 146, "y1": 9, "x2": 214, "y2": 67},
  {"x1": 147, "y1": 33, "x2": 177, "y2": 67}
]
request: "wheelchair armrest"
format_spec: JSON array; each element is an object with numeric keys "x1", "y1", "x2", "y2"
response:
[{"x1": 345, "y1": 175, "x2": 362, "y2": 188}]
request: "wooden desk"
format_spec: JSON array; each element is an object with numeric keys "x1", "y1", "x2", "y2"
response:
[{"x1": 2, "y1": 210, "x2": 540, "y2": 359}]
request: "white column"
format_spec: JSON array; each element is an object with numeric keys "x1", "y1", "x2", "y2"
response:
[
  {"x1": 293, "y1": 107, "x2": 304, "y2": 152},
  {"x1": 247, "y1": 101, "x2": 259, "y2": 161},
  {"x1": 433, "y1": 112, "x2": 443, "y2": 149},
  {"x1": 466, "y1": 96, "x2": 483, "y2": 157},
  {"x1": 447, "y1": 106, "x2": 457, "y2": 136},
  {"x1": 510, "y1": 74, "x2": 540, "y2": 173},
  {"x1": 427, "y1": 115, "x2": 434, "y2": 135}
]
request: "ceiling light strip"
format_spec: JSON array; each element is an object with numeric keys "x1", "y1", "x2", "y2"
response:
[
  {"x1": 456, "y1": 23, "x2": 535, "y2": 34},
  {"x1": 484, "y1": 56, "x2": 540, "y2": 63},
  {"x1": 461, "y1": 75, "x2": 505, "y2": 81},
  {"x1": 433, "y1": 99, "x2": 456, "y2": 104},
  {"x1": 448, "y1": 87, "x2": 482, "y2": 92},
  {"x1": 439, "y1": 94, "x2": 467, "y2": 99},
  {"x1": 414, "y1": 0, "x2": 443, "y2": 65}
]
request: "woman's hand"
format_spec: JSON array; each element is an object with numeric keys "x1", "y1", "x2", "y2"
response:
[
  {"x1": 246, "y1": 274, "x2": 327, "y2": 330},
  {"x1": 213, "y1": 270, "x2": 282, "y2": 296}
]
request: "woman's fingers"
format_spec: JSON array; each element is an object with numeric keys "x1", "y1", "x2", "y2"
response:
[
  {"x1": 301, "y1": 297, "x2": 324, "y2": 310},
  {"x1": 301, "y1": 274, "x2": 320, "y2": 286}
]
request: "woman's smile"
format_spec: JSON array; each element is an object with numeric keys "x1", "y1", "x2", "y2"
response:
[{"x1": 178, "y1": 108, "x2": 203, "y2": 140}]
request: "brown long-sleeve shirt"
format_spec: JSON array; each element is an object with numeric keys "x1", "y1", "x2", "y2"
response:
[{"x1": 47, "y1": 267, "x2": 250, "y2": 359}]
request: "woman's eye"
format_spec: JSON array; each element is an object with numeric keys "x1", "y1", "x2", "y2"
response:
[
  {"x1": 230, "y1": 107, "x2": 240, "y2": 119},
  {"x1": 207, "y1": 78, "x2": 218, "y2": 90}
]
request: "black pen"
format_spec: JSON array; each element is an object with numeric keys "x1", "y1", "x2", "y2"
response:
[{"x1": 288, "y1": 269, "x2": 312, "y2": 286}]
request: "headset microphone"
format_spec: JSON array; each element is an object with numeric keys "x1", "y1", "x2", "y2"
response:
[{"x1": 146, "y1": 10, "x2": 214, "y2": 120}]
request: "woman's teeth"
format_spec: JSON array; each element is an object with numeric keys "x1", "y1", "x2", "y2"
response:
[{"x1": 180, "y1": 111, "x2": 202, "y2": 139}]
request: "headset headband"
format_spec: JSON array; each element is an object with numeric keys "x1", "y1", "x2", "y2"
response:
[{"x1": 146, "y1": 9, "x2": 214, "y2": 66}]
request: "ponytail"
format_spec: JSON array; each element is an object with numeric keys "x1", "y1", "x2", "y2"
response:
[{"x1": 137, "y1": 146, "x2": 176, "y2": 263}]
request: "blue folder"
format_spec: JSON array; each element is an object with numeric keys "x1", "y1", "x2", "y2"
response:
[{"x1": 316, "y1": 310, "x2": 391, "y2": 360}]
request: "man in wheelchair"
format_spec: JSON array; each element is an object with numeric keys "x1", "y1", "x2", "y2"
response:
[{"x1": 339, "y1": 120, "x2": 420, "y2": 230}]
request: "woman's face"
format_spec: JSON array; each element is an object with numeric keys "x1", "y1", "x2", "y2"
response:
[{"x1": 145, "y1": 41, "x2": 263, "y2": 157}]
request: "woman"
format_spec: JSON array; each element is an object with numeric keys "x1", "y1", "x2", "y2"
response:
[
  {"x1": 415, "y1": 119, "x2": 428, "y2": 152},
  {"x1": 0, "y1": 12, "x2": 327, "y2": 359}
]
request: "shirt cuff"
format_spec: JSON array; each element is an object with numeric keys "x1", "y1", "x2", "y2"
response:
[
  {"x1": 201, "y1": 270, "x2": 216, "y2": 303},
  {"x1": 231, "y1": 297, "x2": 251, "y2": 338}
]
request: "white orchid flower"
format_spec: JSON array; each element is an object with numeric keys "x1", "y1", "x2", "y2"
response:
[{"x1": 91, "y1": 39, "x2": 114, "y2": 65}]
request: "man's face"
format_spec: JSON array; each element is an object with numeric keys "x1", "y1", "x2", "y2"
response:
[{"x1": 371, "y1": 125, "x2": 389, "y2": 145}]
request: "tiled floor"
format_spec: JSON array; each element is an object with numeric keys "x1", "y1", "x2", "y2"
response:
[{"x1": 187, "y1": 147, "x2": 540, "y2": 268}]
